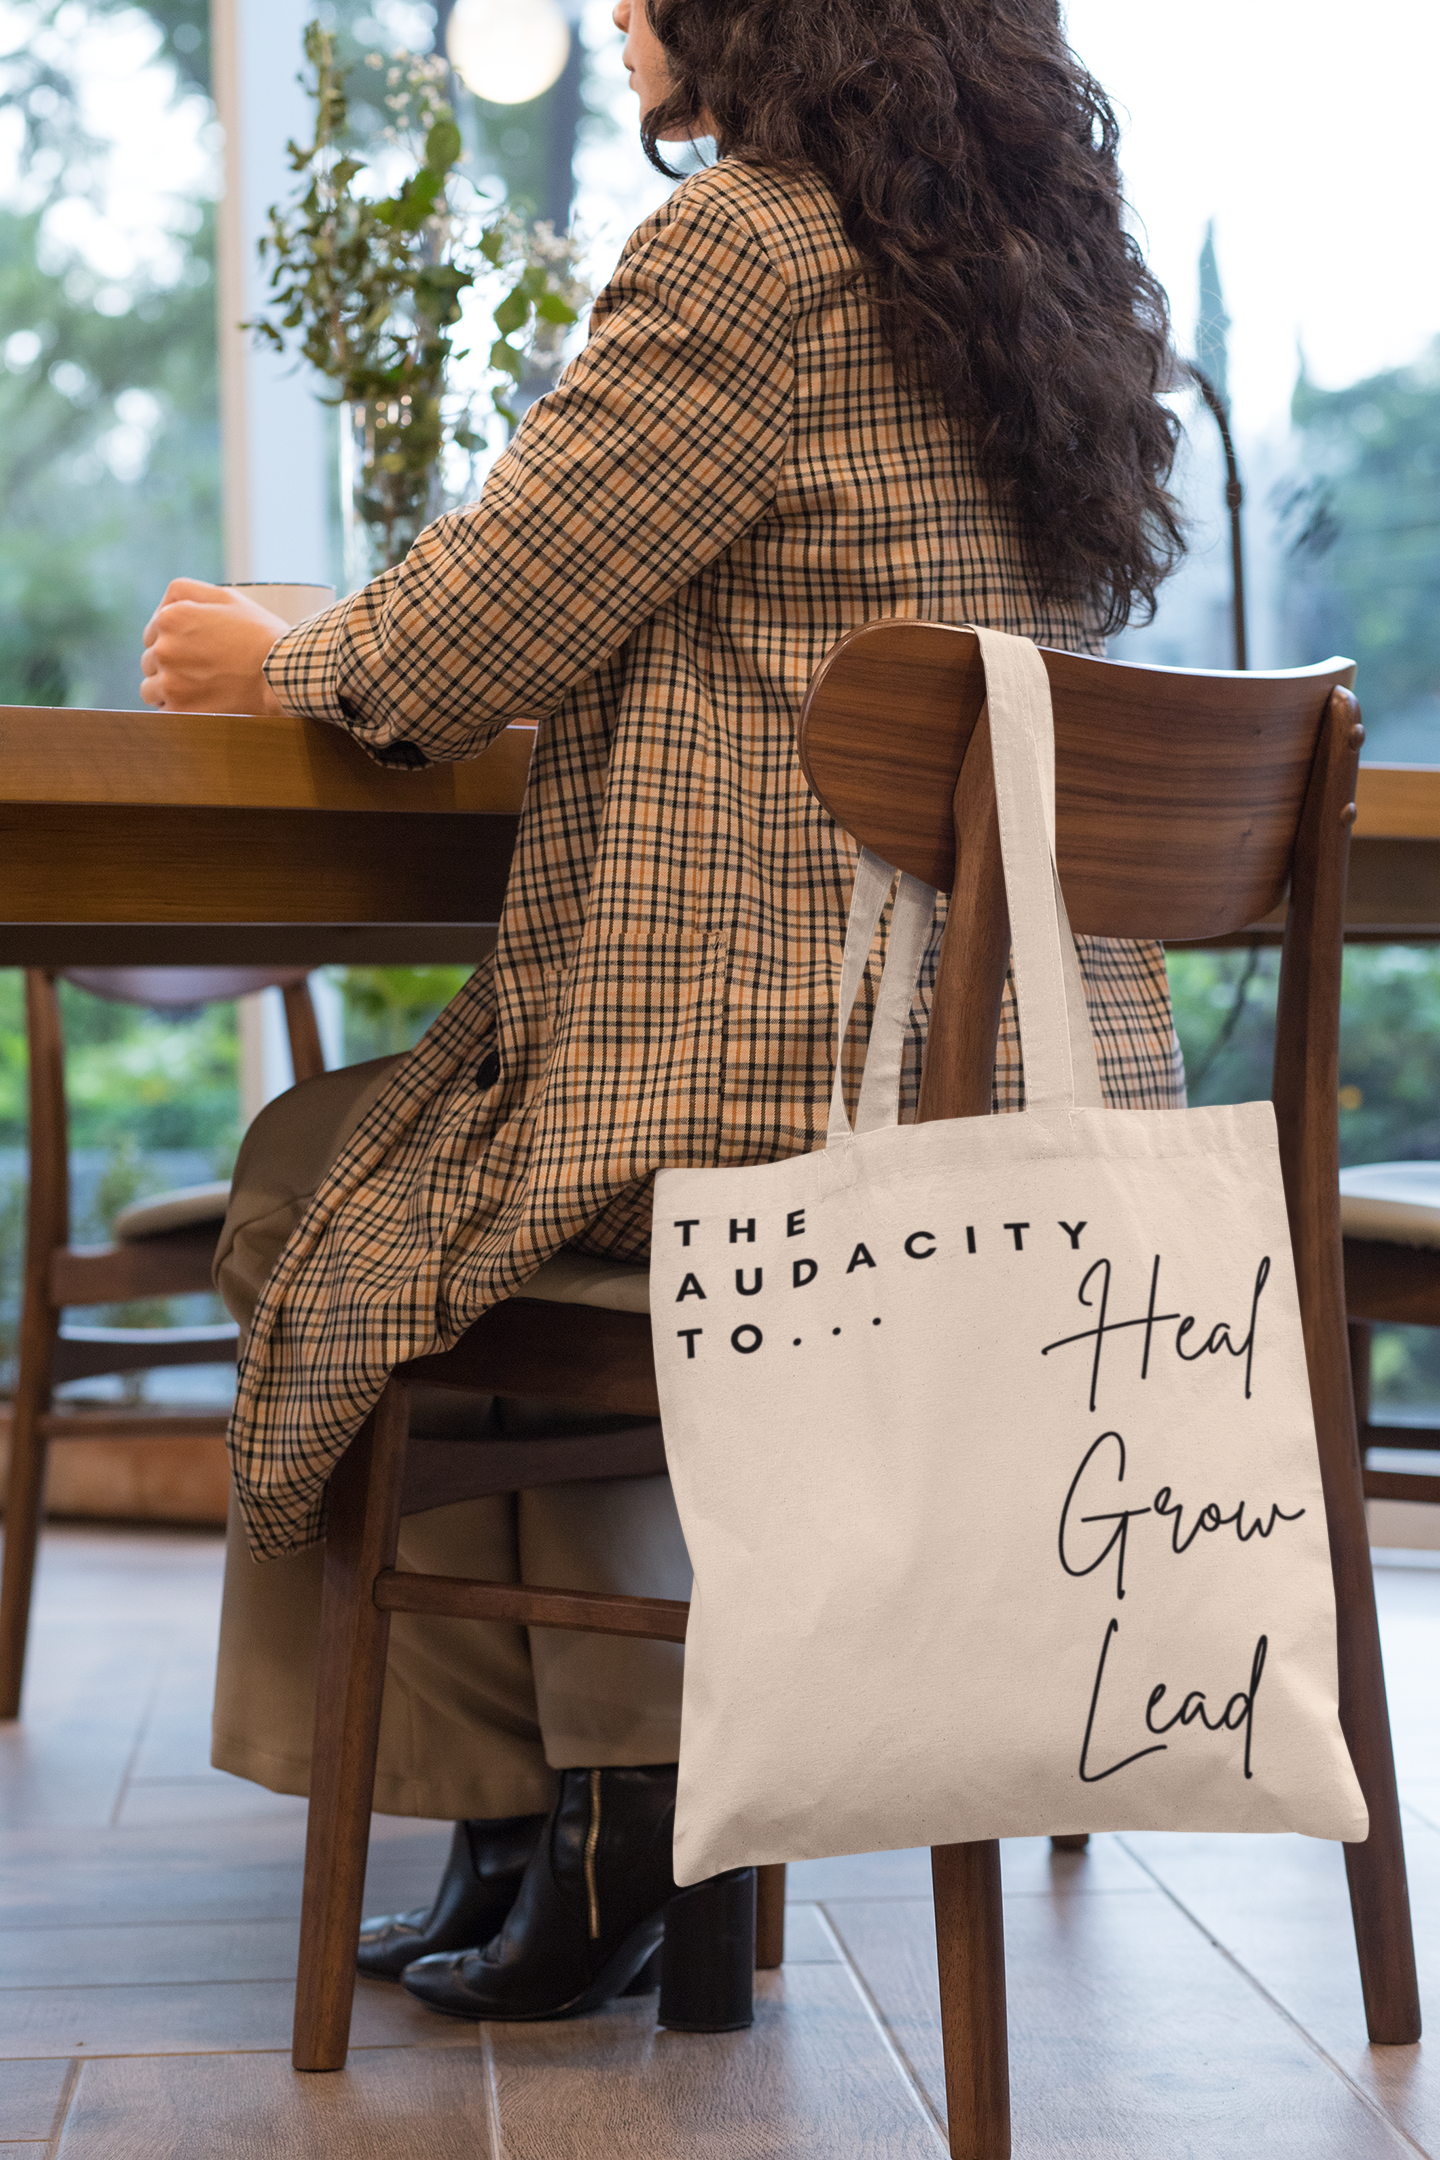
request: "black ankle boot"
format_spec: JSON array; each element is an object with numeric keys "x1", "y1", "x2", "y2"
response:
[
  {"x1": 356, "y1": 1814, "x2": 546, "y2": 1980},
  {"x1": 402, "y1": 1765, "x2": 683, "y2": 2020}
]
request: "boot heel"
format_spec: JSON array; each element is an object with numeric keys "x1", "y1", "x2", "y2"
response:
[{"x1": 658, "y1": 1868, "x2": 755, "y2": 2031}]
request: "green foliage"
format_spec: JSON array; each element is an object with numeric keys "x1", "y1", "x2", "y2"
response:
[
  {"x1": 0, "y1": 201, "x2": 221, "y2": 706},
  {"x1": 336, "y1": 965, "x2": 473, "y2": 1061},
  {"x1": 0, "y1": 0, "x2": 221, "y2": 709},
  {"x1": 244, "y1": 29, "x2": 470, "y2": 573},
  {"x1": 481, "y1": 221, "x2": 588, "y2": 429},
  {"x1": 1170, "y1": 944, "x2": 1440, "y2": 1408},
  {"x1": 248, "y1": 30, "x2": 471, "y2": 403},
  {"x1": 1368, "y1": 1325, "x2": 1440, "y2": 1409},
  {"x1": 247, "y1": 22, "x2": 587, "y2": 572},
  {"x1": 0, "y1": 1169, "x2": 25, "y2": 1386},
  {"x1": 1279, "y1": 345, "x2": 1440, "y2": 744},
  {"x1": 0, "y1": 974, "x2": 240, "y2": 1158},
  {"x1": 59, "y1": 1004, "x2": 242, "y2": 1160},
  {"x1": 1169, "y1": 944, "x2": 1440, "y2": 1163}
]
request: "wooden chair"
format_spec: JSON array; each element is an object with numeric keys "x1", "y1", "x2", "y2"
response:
[
  {"x1": 0, "y1": 966, "x2": 325, "y2": 1719},
  {"x1": 291, "y1": 628, "x2": 1420, "y2": 2157},
  {"x1": 1344, "y1": 1167, "x2": 1440, "y2": 1510}
]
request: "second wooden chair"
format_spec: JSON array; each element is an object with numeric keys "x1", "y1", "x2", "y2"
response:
[{"x1": 0, "y1": 966, "x2": 324, "y2": 1718}]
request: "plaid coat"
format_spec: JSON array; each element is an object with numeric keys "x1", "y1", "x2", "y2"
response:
[{"x1": 237, "y1": 157, "x2": 1185, "y2": 1558}]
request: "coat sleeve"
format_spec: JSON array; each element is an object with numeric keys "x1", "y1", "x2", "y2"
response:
[{"x1": 263, "y1": 181, "x2": 795, "y2": 765}]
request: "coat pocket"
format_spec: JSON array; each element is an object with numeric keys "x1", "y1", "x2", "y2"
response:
[{"x1": 534, "y1": 931, "x2": 730, "y2": 1192}]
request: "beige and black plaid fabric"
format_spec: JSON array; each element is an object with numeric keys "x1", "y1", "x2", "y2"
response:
[{"x1": 238, "y1": 158, "x2": 1185, "y2": 1558}]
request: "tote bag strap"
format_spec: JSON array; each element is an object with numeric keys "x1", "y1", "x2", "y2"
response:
[
  {"x1": 825, "y1": 853, "x2": 937, "y2": 1142},
  {"x1": 974, "y1": 626, "x2": 1102, "y2": 1113},
  {"x1": 825, "y1": 627, "x2": 1101, "y2": 1145}
]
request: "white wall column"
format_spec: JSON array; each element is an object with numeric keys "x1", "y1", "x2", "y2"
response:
[
  {"x1": 237, "y1": 990, "x2": 295, "y2": 1127},
  {"x1": 212, "y1": 0, "x2": 332, "y2": 584}
]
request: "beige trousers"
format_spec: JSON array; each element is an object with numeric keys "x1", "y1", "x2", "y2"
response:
[{"x1": 210, "y1": 1058, "x2": 691, "y2": 1820}]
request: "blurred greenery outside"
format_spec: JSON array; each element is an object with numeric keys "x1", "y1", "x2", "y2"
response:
[
  {"x1": 0, "y1": 0, "x2": 582, "y2": 1395},
  {"x1": 3, "y1": 1, "x2": 1440, "y2": 1415},
  {"x1": 1278, "y1": 346, "x2": 1440, "y2": 763}
]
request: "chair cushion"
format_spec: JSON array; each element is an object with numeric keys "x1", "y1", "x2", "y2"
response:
[
  {"x1": 1340, "y1": 1162, "x2": 1440, "y2": 1249},
  {"x1": 517, "y1": 1250, "x2": 650, "y2": 1313},
  {"x1": 111, "y1": 1181, "x2": 232, "y2": 1242}
]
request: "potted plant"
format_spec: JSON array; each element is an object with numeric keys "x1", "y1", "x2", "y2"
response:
[{"x1": 246, "y1": 22, "x2": 589, "y2": 586}]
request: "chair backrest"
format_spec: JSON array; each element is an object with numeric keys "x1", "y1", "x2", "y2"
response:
[
  {"x1": 24, "y1": 967, "x2": 328, "y2": 1256},
  {"x1": 796, "y1": 618, "x2": 1367, "y2": 1610},
  {"x1": 798, "y1": 623, "x2": 1358, "y2": 1115},
  {"x1": 60, "y1": 966, "x2": 311, "y2": 1008},
  {"x1": 799, "y1": 623, "x2": 1355, "y2": 939}
]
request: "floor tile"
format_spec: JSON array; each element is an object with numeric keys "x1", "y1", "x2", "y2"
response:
[
  {"x1": 53, "y1": 2045, "x2": 495, "y2": 2159},
  {"x1": 0, "y1": 1851, "x2": 306, "y2": 1933},
  {"x1": 1, "y1": 1531, "x2": 223, "y2": 1814},
  {"x1": 114, "y1": 1777, "x2": 310, "y2": 1831},
  {"x1": 1119, "y1": 1821, "x2": 1440, "y2": 2152},
  {"x1": 123, "y1": 1672, "x2": 222, "y2": 1785},
  {"x1": 488, "y1": 1968, "x2": 945, "y2": 2159},
  {"x1": 0, "y1": 1827, "x2": 446, "y2": 1939},
  {"x1": 786, "y1": 1847, "x2": 933, "y2": 1901},
  {"x1": 1375, "y1": 1565, "x2": 1440, "y2": 1786},
  {"x1": 0, "y1": 1919, "x2": 301, "y2": 1990},
  {"x1": 787, "y1": 1835, "x2": 1152, "y2": 1910},
  {"x1": 829, "y1": 1889, "x2": 1414, "y2": 2157},
  {"x1": 997, "y1": 1832, "x2": 1155, "y2": 1897},
  {"x1": 0, "y1": 2056, "x2": 73, "y2": 2139},
  {"x1": 775, "y1": 1902, "x2": 841, "y2": 1963},
  {"x1": 1405, "y1": 1786, "x2": 1440, "y2": 1834},
  {"x1": 0, "y1": 1975, "x2": 474, "y2": 2059}
]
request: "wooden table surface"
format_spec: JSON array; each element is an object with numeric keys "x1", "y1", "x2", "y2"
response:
[
  {"x1": 0, "y1": 706, "x2": 1437, "y2": 964},
  {"x1": 1191, "y1": 762, "x2": 1440, "y2": 946},
  {"x1": 0, "y1": 706, "x2": 536, "y2": 966}
]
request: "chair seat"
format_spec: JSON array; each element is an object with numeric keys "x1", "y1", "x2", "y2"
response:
[
  {"x1": 1340, "y1": 1163, "x2": 1440, "y2": 1250},
  {"x1": 111, "y1": 1180, "x2": 232, "y2": 1242},
  {"x1": 519, "y1": 1250, "x2": 650, "y2": 1313}
]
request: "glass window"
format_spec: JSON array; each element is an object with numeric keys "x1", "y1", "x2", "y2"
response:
[{"x1": 0, "y1": 0, "x2": 220, "y2": 705}]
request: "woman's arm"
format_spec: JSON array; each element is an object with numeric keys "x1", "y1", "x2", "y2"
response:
[{"x1": 267, "y1": 183, "x2": 794, "y2": 766}]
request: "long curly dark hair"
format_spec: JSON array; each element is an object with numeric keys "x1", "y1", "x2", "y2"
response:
[{"x1": 642, "y1": 0, "x2": 1183, "y2": 632}]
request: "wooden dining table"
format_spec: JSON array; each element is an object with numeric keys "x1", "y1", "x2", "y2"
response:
[
  {"x1": 1245, "y1": 762, "x2": 1440, "y2": 945},
  {"x1": 0, "y1": 705, "x2": 536, "y2": 969},
  {"x1": 1, "y1": 706, "x2": 1439, "y2": 961}
]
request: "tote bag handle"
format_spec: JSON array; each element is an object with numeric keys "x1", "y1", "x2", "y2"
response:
[{"x1": 826, "y1": 625, "x2": 1102, "y2": 1144}]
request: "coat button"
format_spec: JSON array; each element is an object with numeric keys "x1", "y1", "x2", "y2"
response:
[{"x1": 476, "y1": 1050, "x2": 501, "y2": 1091}]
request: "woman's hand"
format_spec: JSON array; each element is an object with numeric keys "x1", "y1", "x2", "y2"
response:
[{"x1": 140, "y1": 580, "x2": 290, "y2": 714}]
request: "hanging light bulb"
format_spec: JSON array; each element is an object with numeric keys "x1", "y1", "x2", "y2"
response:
[{"x1": 447, "y1": 0, "x2": 572, "y2": 107}]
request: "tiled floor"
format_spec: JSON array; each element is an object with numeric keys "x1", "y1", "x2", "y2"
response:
[{"x1": 0, "y1": 1527, "x2": 1436, "y2": 2156}]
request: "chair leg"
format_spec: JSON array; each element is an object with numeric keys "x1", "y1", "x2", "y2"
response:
[
  {"x1": 755, "y1": 1862, "x2": 786, "y2": 1969},
  {"x1": 0, "y1": 1304, "x2": 59, "y2": 1720},
  {"x1": 1336, "y1": 1577, "x2": 1423, "y2": 2044},
  {"x1": 292, "y1": 1382, "x2": 410, "y2": 2072},
  {"x1": 1325, "y1": 1332, "x2": 1421, "y2": 2042},
  {"x1": 932, "y1": 1840, "x2": 1009, "y2": 2160},
  {"x1": 1347, "y1": 1320, "x2": 1373, "y2": 1450}
]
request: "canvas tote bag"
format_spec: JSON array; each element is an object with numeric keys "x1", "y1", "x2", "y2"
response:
[{"x1": 652, "y1": 625, "x2": 1367, "y2": 1887}]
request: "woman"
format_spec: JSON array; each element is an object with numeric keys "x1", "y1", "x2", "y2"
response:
[{"x1": 142, "y1": 0, "x2": 1185, "y2": 2022}]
